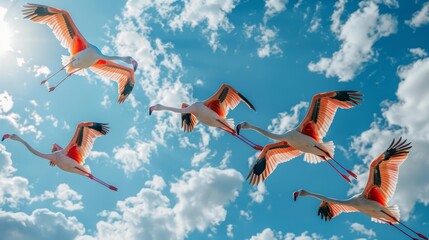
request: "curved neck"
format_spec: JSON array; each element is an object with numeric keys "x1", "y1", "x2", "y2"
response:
[
  {"x1": 14, "y1": 136, "x2": 52, "y2": 160},
  {"x1": 103, "y1": 55, "x2": 126, "y2": 61},
  {"x1": 245, "y1": 123, "x2": 284, "y2": 141},
  {"x1": 301, "y1": 190, "x2": 347, "y2": 205},
  {"x1": 158, "y1": 105, "x2": 190, "y2": 114}
]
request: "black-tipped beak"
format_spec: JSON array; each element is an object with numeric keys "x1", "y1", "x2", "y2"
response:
[
  {"x1": 1, "y1": 136, "x2": 5, "y2": 141},
  {"x1": 293, "y1": 191, "x2": 299, "y2": 201},
  {"x1": 132, "y1": 60, "x2": 138, "y2": 72},
  {"x1": 2, "y1": 134, "x2": 10, "y2": 141},
  {"x1": 236, "y1": 124, "x2": 242, "y2": 135},
  {"x1": 149, "y1": 106, "x2": 153, "y2": 116}
]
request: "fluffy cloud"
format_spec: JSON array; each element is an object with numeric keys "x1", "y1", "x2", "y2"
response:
[
  {"x1": 249, "y1": 228, "x2": 276, "y2": 240},
  {"x1": 32, "y1": 65, "x2": 51, "y2": 78},
  {"x1": 112, "y1": 141, "x2": 157, "y2": 175},
  {"x1": 0, "y1": 208, "x2": 85, "y2": 240},
  {"x1": 308, "y1": 1, "x2": 397, "y2": 81},
  {"x1": 350, "y1": 57, "x2": 429, "y2": 220},
  {"x1": 87, "y1": 166, "x2": 243, "y2": 240},
  {"x1": 268, "y1": 101, "x2": 308, "y2": 135},
  {"x1": 350, "y1": 222, "x2": 376, "y2": 238},
  {"x1": 144, "y1": 174, "x2": 167, "y2": 190},
  {"x1": 264, "y1": 0, "x2": 288, "y2": 22},
  {"x1": 226, "y1": 224, "x2": 234, "y2": 238},
  {"x1": 32, "y1": 184, "x2": 83, "y2": 211},
  {"x1": 409, "y1": 48, "x2": 427, "y2": 58},
  {"x1": 255, "y1": 25, "x2": 283, "y2": 58},
  {"x1": 249, "y1": 182, "x2": 268, "y2": 203},
  {"x1": 406, "y1": 1, "x2": 429, "y2": 28},
  {"x1": 249, "y1": 228, "x2": 337, "y2": 240},
  {"x1": 0, "y1": 144, "x2": 31, "y2": 207}
]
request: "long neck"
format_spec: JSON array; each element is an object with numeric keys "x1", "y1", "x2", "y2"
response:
[
  {"x1": 246, "y1": 123, "x2": 284, "y2": 141},
  {"x1": 301, "y1": 190, "x2": 348, "y2": 205},
  {"x1": 14, "y1": 136, "x2": 52, "y2": 160},
  {"x1": 158, "y1": 105, "x2": 190, "y2": 114}
]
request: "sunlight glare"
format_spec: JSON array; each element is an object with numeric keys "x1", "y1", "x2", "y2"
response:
[{"x1": 0, "y1": 7, "x2": 12, "y2": 54}]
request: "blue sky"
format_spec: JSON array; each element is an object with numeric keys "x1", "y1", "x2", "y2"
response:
[{"x1": 0, "y1": 0, "x2": 428, "y2": 239}]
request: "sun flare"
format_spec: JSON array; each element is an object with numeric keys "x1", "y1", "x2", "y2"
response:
[{"x1": 0, "y1": 7, "x2": 12, "y2": 54}]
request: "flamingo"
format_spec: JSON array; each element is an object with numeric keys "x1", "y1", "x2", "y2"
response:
[
  {"x1": 293, "y1": 138, "x2": 427, "y2": 240},
  {"x1": 236, "y1": 91, "x2": 362, "y2": 184},
  {"x1": 149, "y1": 84, "x2": 263, "y2": 150},
  {"x1": 2, "y1": 122, "x2": 118, "y2": 191},
  {"x1": 22, "y1": 3, "x2": 137, "y2": 103}
]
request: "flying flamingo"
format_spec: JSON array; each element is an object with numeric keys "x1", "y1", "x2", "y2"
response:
[
  {"x1": 149, "y1": 84, "x2": 263, "y2": 150},
  {"x1": 22, "y1": 3, "x2": 137, "y2": 103},
  {"x1": 2, "y1": 122, "x2": 117, "y2": 191},
  {"x1": 236, "y1": 91, "x2": 362, "y2": 184},
  {"x1": 293, "y1": 138, "x2": 427, "y2": 240}
]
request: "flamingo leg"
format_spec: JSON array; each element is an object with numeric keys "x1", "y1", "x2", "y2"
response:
[
  {"x1": 314, "y1": 145, "x2": 357, "y2": 179},
  {"x1": 41, "y1": 59, "x2": 75, "y2": 85},
  {"x1": 73, "y1": 167, "x2": 118, "y2": 191},
  {"x1": 378, "y1": 218, "x2": 418, "y2": 240},
  {"x1": 216, "y1": 120, "x2": 263, "y2": 150},
  {"x1": 48, "y1": 68, "x2": 81, "y2": 92},
  {"x1": 319, "y1": 156, "x2": 351, "y2": 183},
  {"x1": 381, "y1": 210, "x2": 428, "y2": 240}
]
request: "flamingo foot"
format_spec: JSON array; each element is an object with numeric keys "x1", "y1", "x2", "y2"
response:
[
  {"x1": 109, "y1": 185, "x2": 118, "y2": 191},
  {"x1": 253, "y1": 145, "x2": 263, "y2": 151},
  {"x1": 48, "y1": 87, "x2": 56, "y2": 92},
  {"x1": 347, "y1": 170, "x2": 358, "y2": 179},
  {"x1": 341, "y1": 174, "x2": 351, "y2": 183},
  {"x1": 40, "y1": 80, "x2": 48, "y2": 85},
  {"x1": 417, "y1": 233, "x2": 428, "y2": 240}
]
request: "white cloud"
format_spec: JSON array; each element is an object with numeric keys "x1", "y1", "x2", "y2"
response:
[
  {"x1": 331, "y1": 0, "x2": 347, "y2": 34},
  {"x1": 268, "y1": 101, "x2": 308, "y2": 134},
  {"x1": 0, "y1": 144, "x2": 31, "y2": 207},
  {"x1": 219, "y1": 150, "x2": 232, "y2": 169},
  {"x1": 16, "y1": 57, "x2": 27, "y2": 67},
  {"x1": 0, "y1": 91, "x2": 13, "y2": 113},
  {"x1": 240, "y1": 209, "x2": 252, "y2": 220},
  {"x1": 32, "y1": 65, "x2": 51, "y2": 78},
  {"x1": 0, "y1": 208, "x2": 85, "y2": 240},
  {"x1": 409, "y1": 48, "x2": 427, "y2": 58},
  {"x1": 112, "y1": 141, "x2": 157, "y2": 175},
  {"x1": 144, "y1": 175, "x2": 166, "y2": 191},
  {"x1": 226, "y1": 224, "x2": 234, "y2": 238},
  {"x1": 350, "y1": 57, "x2": 429, "y2": 220},
  {"x1": 406, "y1": 1, "x2": 429, "y2": 28},
  {"x1": 309, "y1": 1, "x2": 397, "y2": 81},
  {"x1": 88, "y1": 167, "x2": 243, "y2": 240},
  {"x1": 88, "y1": 151, "x2": 109, "y2": 160},
  {"x1": 264, "y1": 0, "x2": 288, "y2": 22},
  {"x1": 249, "y1": 228, "x2": 276, "y2": 240},
  {"x1": 101, "y1": 95, "x2": 112, "y2": 109},
  {"x1": 169, "y1": 0, "x2": 238, "y2": 51},
  {"x1": 32, "y1": 184, "x2": 83, "y2": 211},
  {"x1": 255, "y1": 25, "x2": 283, "y2": 58},
  {"x1": 350, "y1": 222, "x2": 376, "y2": 238},
  {"x1": 249, "y1": 182, "x2": 268, "y2": 203}
]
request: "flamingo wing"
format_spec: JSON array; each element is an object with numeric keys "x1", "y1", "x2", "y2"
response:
[
  {"x1": 203, "y1": 84, "x2": 255, "y2": 118},
  {"x1": 363, "y1": 138, "x2": 411, "y2": 206},
  {"x1": 90, "y1": 60, "x2": 135, "y2": 103},
  {"x1": 22, "y1": 3, "x2": 89, "y2": 55},
  {"x1": 297, "y1": 91, "x2": 362, "y2": 142},
  {"x1": 247, "y1": 141, "x2": 302, "y2": 185},
  {"x1": 181, "y1": 103, "x2": 198, "y2": 132},
  {"x1": 317, "y1": 201, "x2": 358, "y2": 221},
  {"x1": 64, "y1": 122, "x2": 110, "y2": 164}
]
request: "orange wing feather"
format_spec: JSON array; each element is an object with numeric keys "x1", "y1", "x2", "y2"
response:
[
  {"x1": 363, "y1": 138, "x2": 411, "y2": 205},
  {"x1": 317, "y1": 201, "x2": 358, "y2": 221},
  {"x1": 22, "y1": 3, "x2": 89, "y2": 55},
  {"x1": 298, "y1": 91, "x2": 362, "y2": 141},
  {"x1": 247, "y1": 142, "x2": 302, "y2": 185},
  {"x1": 204, "y1": 84, "x2": 255, "y2": 118},
  {"x1": 90, "y1": 60, "x2": 135, "y2": 103},
  {"x1": 181, "y1": 103, "x2": 198, "y2": 132}
]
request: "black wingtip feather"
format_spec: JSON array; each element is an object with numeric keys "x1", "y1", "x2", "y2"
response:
[
  {"x1": 238, "y1": 92, "x2": 256, "y2": 111},
  {"x1": 89, "y1": 123, "x2": 110, "y2": 135}
]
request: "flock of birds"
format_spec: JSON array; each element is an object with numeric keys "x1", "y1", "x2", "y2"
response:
[{"x1": 0, "y1": 3, "x2": 427, "y2": 240}]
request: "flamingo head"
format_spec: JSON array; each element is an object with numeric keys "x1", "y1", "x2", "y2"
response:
[
  {"x1": 293, "y1": 189, "x2": 306, "y2": 201},
  {"x1": 149, "y1": 104, "x2": 161, "y2": 115},
  {"x1": 124, "y1": 57, "x2": 138, "y2": 72},
  {"x1": 235, "y1": 121, "x2": 249, "y2": 135},
  {"x1": 2, "y1": 134, "x2": 17, "y2": 141}
]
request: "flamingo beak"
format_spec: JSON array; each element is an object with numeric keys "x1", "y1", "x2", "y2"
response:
[
  {"x1": 293, "y1": 191, "x2": 299, "y2": 201},
  {"x1": 236, "y1": 123, "x2": 242, "y2": 135},
  {"x1": 2, "y1": 134, "x2": 10, "y2": 141},
  {"x1": 149, "y1": 106, "x2": 154, "y2": 115},
  {"x1": 132, "y1": 60, "x2": 138, "y2": 72}
]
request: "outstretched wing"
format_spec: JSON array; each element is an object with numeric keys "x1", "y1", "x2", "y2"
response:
[
  {"x1": 297, "y1": 91, "x2": 362, "y2": 142},
  {"x1": 90, "y1": 60, "x2": 135, "y2": 103},
  {"x1": 317, "y1": 201, "x2": 358, "y2": 221},
  {"x1": 181, "y1": 103, "x2": 198, "y2": 132},
  {"x1": 22, "y1": 3, "x2": 89, "y2": 55},
  {"x1": 363, "y1": 138, "x2": 411, "y2": 206},
  {"x1": 247, "y1": 141, "x2": 302, "y2": 185},
  {"x1": 204, "y1": 84, "x2": 255, "y2": 118},
  {"x1": 64, "y1": 122, "x2": 109, "y2": 164}
]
